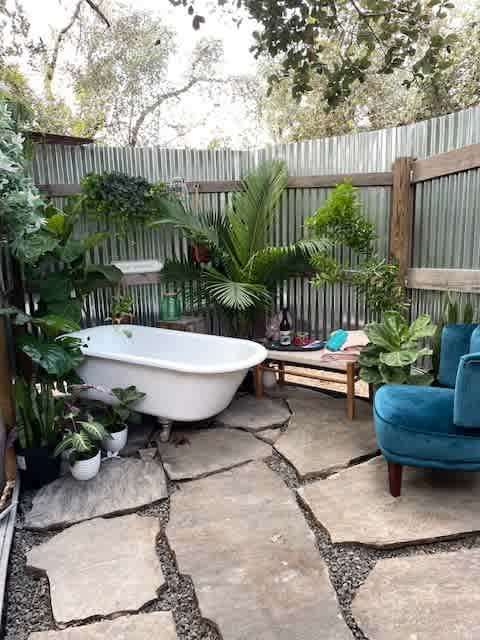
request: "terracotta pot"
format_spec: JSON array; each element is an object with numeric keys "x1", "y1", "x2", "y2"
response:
[
  {"x1": 190, "y1": 243, "x2": 210, "y2": 263},
  {"x1": 113, "y1": 313, "x2": 135, "y2": 325}
]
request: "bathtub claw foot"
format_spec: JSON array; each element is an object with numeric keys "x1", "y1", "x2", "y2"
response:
[{"x1": 158, "y1": 419, "x2": 172, "y2": 443}]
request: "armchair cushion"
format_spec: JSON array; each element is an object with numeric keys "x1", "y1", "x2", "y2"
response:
[
  {"x1": 454, "y1": 353, "x2": 480, "y2": 429},
  {"x1": 374, "y1": 384, "x2": 480, "y2": 469},
  {"x1": 438, "y1": 324, "x2": 477, "y2": 388},
  {"x1": 470, "y1": 326, "x2": 480, "y2": 354}
]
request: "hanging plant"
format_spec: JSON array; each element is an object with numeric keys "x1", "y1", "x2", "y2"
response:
[{"x1": 74, "y1": 171, "x2": 180, "y2": 234}]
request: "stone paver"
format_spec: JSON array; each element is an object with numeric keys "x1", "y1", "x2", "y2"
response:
[
  {"x1": 352, "y1": 550, "x2": 480, "y2": 639},
  {"x1": 275, "y1": 392, "x2": 377, "y2": 478},
  {"x1": 29, "y1": 612, "x2": 177, "y2": 639},
  {"x1": 27, "y1": 514, "x2": 164, "y2": 624},
  {"x1": 215, "y1": 394, "x2": 290, "y2": 432},
  {"x1": 157, "y1": 428, "x2": 271, "y2": 480},
  {"x1": 255, "y1": 428, "x2": 281, "y2": 445},
  {"x1": 25, "y1": 458, "x2": 167, "y2": 530},
  {"x1": 299, "y1": 456, "x2": 480, "y2": 546},
  {"x1": 167, "y1": 461, "x2": 351, "y2": 640}
]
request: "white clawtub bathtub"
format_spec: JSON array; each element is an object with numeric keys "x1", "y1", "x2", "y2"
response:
[{"x1": 69, "y1": 325, "x2": 267, "y2": 441}]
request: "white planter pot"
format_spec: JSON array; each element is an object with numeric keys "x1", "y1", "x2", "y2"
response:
[
  {"x1": 102, "y1": 425, "x2": 128, "y2": 454},
  {"x1": 70, "y1": 451, "x2": 101, "y2": 481}
]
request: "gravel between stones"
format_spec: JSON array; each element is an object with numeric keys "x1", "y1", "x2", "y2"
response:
[{"x1": 6, "y1": 398, "x2": 480, "y2": 640}]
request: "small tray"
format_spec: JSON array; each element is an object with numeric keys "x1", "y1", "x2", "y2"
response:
[{"x1": 266, "y1": 339, "x2": 325, "y2": 352}]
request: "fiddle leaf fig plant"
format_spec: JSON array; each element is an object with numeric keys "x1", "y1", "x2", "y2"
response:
[{"x1": 359, "y1": 312, "x2": 437, "y2": 386}]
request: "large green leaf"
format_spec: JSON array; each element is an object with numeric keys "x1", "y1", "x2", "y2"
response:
[
  {"x1": 364, "y1": 321, "x2": 398, "y2": 350},
  {"x1": 85, "y1": 264, "x2": 123, "y2": 282},
  {"x1": 380, "y1": 349, "x2": 425, "y2": 367},
  {"x1": 358, "y1": 351, "x2": 381, "y2": 368},
  {"x1": 382, "y1": 311, "x2": 407, "y2": 345},
  {"x1": 18, "y1": 336, "x2": 73, "y2": 376},
  {"x1": 77, "y1": 420, "x2": 110, "y2": 442},
  {"x1": 204, "y1": 268, "x2": 270, "y2": 311},
  {"x1": 359, "y1": 366, "x2": 383, "y2": 385},
  {"x1": 39, "y1": 273, "x2": 71, "y2": 303},
  {"x1": 47, "y1": 299, "x2": 83, "y2": 323},
  {"x1": 33, "y1": 314, "x2": 80, "y2": 336},
  {"x1": 378, "y1": 363, "x2": 409, "y2": 384},
  {"x1": 407, "y1": 314, "x2": 437, "y2": 341},
  {"x1": 18, "y1": 334, "x2": 83, "y2": 377},
  {"x1": 45, "y1": 212, "x2": 66, "y2": 235}
]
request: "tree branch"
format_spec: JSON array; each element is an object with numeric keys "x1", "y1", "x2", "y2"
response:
[
  {"x1": 128, "y1": 77, "x2": 201, "y2": 146},
  {"x1": 84, "y1": 0, "x2": 110, "y2": 27},
  {"x1": 44, "y1": 0, "x2": 83, "y2": 98}
]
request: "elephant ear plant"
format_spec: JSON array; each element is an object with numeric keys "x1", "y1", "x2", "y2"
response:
[{"x1": 359, "y1": 312, "x2": 437, "y2": 386}]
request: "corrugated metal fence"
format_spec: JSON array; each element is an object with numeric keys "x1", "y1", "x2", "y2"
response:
[{"x1": 31, "y1": 104, "x2": 480, "y2": 336}]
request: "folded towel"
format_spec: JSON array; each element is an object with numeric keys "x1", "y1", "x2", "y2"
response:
[
  {"x1": 319, "y1": 330, "x2": 368, "y2": 363},
  {"x1": 340, "y1": 330, "x2": 369, "y2": 351}
]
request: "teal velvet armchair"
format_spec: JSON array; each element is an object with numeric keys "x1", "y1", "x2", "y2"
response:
[{"x1": 374, "y1": 324, "x2": 480, "y2": 497}]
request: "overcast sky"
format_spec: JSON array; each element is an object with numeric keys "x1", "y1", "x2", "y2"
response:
[{"x1": 20, "y1": 0, "x2": 266, "y2": 147}]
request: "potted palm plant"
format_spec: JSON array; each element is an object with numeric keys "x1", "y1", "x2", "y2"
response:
[
  {"x1": 14, "y1": 378, "x2": 64, "y2": 489},
  {"x1": 151, "y1": 161, "x2": 326, "y2": 337},
  {"x1": 54, "y1": 406, "x2": 110, "y2": 481}
]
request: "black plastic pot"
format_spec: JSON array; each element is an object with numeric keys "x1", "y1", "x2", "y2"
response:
[{"x1": 15, "y1": 445, "x2": 61, "y2": 490}]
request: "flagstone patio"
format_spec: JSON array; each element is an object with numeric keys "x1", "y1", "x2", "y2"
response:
[{"x1": 5, "y1": 385, "x2": 480, "y2": 640}]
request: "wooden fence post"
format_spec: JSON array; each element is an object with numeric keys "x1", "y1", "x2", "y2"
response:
[
  {"x1": 389, "y1": 157, "x2": 415, "y2": 285},
  {"x1": 0, "y1": 320, "x2": 13, "y2": 429}
]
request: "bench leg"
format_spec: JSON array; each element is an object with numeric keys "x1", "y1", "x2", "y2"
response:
[
  {"x1": 278, "y1": 361, "x2": 285, "y2": 385},
  {"x1": 346, "y1": 361, "x2": 355, "y2": 420},
  {"x1": 254, "y1": 364, "x2": 264, "y2": 399}
]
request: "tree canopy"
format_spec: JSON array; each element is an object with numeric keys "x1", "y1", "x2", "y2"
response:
[
  {"x1": 259, "y1": 11, "x2": 480, "y2": 142},
  {"x1": 171, "y1": 0, "x2": 459, "y2": 104}
]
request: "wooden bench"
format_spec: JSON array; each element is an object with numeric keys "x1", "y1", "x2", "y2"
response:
[{"x1": 254, "y1": 349, "x2": 362, "y2": 419}]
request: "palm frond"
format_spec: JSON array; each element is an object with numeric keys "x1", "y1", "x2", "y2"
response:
[
  {"x1": 204, "y1": 268, "x2": 270, "y2": 311},
  {"x1": 150, "y1": 203, "x2": 222, "y2": 248},
  {"x1": 249, "y1": 239, "x2": 330, "y2": 285},
  {"x1": 228, "y1": 161, "x2": 287, "y2": 267},
  {"x1": 161, "y1": 259, "x2": 203, "y2": 283}
]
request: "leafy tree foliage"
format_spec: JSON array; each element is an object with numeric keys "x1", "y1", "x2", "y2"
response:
[
  {"x1": 171, "y1": 0, "x2": 458, "y2": 103},
  {"x1": 69, "y1": 6, "x2": 223, "y2": 145},
  {"x1": 259, "y1": 11, "x2": 480, "y2": 142}
]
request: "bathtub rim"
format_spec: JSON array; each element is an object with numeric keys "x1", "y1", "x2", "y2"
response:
[{"x1": 67, "y1": 325, "x2": 267, "y2": 375}]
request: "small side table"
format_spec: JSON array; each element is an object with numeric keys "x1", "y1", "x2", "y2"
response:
[
  {"x1": 157, "y1": 315, "x2": 207, "y2": 333},
  {"x1": 254, "y1": 349, "x2": 361, "y2": 419}
]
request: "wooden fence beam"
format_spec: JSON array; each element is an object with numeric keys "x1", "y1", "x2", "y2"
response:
[
  {"x1": 413, "y1": 143, "x2": 480, "y2": 183},
  {"x1": 389, "y1": 157, "x2": 415, "y2": 285},
  {"x1": 36, "y1": 171, "x2": 394, "y2": 198},
  {"x1": 407, "y1": 268, "x2": 480, "y2": 292}
]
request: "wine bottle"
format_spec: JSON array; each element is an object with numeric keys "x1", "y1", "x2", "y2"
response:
[{"x1": 279, "y1": 308, "x2": 292, "y2": 346}]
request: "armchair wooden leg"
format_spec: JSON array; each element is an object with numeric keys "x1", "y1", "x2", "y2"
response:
[{"x1": 388, "y1": 461, "x2": 403, "y2": 497}]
